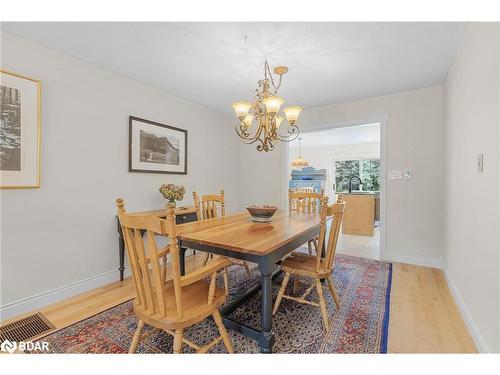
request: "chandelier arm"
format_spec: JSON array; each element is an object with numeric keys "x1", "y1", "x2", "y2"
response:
[
  {"x1": 255, "y1": 136, "x2": 267, "y2": 151},
  {"x1": 236, "y1": 132, "x2": 262, "y2": 146},
  {"x1": 235, "y1": 116, "x2": 267, "y2": 145},
  {"x1": 247, "y1": 137, "x2": 264, "y2": 146},
  {"x1": 235, "y1": 124, "x2": 250, "y2": 138},
  {"x1": 267, "y1": 138, "x2": 275, "y2": 151},
  {"x1": 234, "y1": 124, "x2": 249, "y2": 137},
  {"x1": 252, "y1": 117, "x2": 264, "y2": 140},
  {"x1": 258, "y1": 136, "x2": 273, "y2": 152},
  {"x1": 235, "y1": 125, "x2": 258, "y2": 142},
  {"x1": 274, "y1": 124, "x2": 300, "y2": 141},
  {"x1": 275, "y1": 132, "x2": 300, "y2": 143}
]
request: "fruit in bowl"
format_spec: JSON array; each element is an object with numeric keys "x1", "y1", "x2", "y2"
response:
[{"x1": 246, "y1": 205, "x2": 279, "y2": 222}]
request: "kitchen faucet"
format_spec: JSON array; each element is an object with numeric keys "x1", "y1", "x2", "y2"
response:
[{"x1": 348, "y1": 175, "x2": 362, "y2": 193}]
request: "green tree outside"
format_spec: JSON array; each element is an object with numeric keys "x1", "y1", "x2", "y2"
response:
[{"x1": 334, "y1": 159, "x2": 380, "y2": 192}]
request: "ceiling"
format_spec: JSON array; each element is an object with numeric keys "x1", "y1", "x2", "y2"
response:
[
  {"x1": 290, "y1": 123, "x2": 381, "y2": 148},
  {"x1": 2, "y1": 22, "x2": 466, "y2": 114}
]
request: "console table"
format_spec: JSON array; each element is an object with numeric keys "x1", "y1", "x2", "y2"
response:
[{"x1": 115, "y1": 206, "x2": 198, "y2": 281}]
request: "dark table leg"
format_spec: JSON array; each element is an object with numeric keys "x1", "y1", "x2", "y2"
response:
[
  {"x1": 179, "y1": 246, "x2": 187, "y2": 276},
  {"x1": 258, "y1": 261, "x2": 276, "y2": 353},
  {"x1": 117, "y1": 216, "x2": 125, "y2": 281}
]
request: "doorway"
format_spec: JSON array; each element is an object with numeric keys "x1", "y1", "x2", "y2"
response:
[{"x1": 284, "y1": 120, "x2": 386, "y2": 261}]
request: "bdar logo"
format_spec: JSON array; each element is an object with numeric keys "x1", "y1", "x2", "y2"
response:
[{"x1": 1, "y1": 339, "x2": 17, "y2": 353}]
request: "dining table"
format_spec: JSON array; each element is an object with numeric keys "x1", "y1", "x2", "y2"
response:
[{"x1": 175, "y1": 209, "x2": 324, "y2": 353}]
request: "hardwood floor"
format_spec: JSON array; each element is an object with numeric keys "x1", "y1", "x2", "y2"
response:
[
  {"x1": 1, "y1": 254, "x2": 477, "y2": 353},
  {"x1": 388, "y1": 263, "x2": 476, "y2": 353}
]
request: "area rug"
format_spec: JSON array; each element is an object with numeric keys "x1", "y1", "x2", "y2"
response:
[{"x1": 28, "y1": 253, "x2": 392, "y2": 354}]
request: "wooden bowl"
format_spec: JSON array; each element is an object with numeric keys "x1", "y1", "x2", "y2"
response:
[{"x1": 246, "y1": 205, "x2": 279, "y2": 222}]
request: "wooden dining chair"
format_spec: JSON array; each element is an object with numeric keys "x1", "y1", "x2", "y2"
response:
[
  {"x1": 273, "y1": 196, "x2": 346, "y2": 331},
  {"x1": 193, "y1": 190, "x2": 252, "y2": 277},
  {"x1": 288, "y1": 190, "x2": 324, "y2": 255},
  {"x1": 116, "y1": 199, "x2": 234, "y2": 354},
  {"x1": 288, "y1": 190, "x2": 324, "y2": 213}
]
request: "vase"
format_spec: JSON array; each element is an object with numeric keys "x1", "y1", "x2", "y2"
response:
[{"x1": 168, "y1": 199, "x2": 176, "y2": 208}]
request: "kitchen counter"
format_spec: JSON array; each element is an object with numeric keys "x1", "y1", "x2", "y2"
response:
[{"x1": 338, "y1": 193, "x2": 376, "y2": 236}]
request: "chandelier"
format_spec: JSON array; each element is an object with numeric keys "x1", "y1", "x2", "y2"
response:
[
  {"x1": 291, "y1": 137, "x2": 309, "y2": 168},
  {"x1": 232, "y1": 61, "x2": 302, "y2": 152}
]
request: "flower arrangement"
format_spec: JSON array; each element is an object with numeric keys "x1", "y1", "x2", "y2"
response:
[{"x1": 159, "y1": 184, "x2": 185, "y2": 207}]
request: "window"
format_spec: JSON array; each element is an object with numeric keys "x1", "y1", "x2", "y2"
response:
[{"x1": 334, "y1": 158, "x2": 380, "y2": 192}]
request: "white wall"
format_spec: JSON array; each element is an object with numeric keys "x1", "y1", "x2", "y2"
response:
[
  {"x1": 443, "y1": 23, "x2": 500, "y2": 353},
  {"x1": 0, "y1": 32, "x2": 240, "y2": 319},
  {"x1": 239, "y1": 141, "x2": 285, "y2": 208},
  {"x1": 241, "y1": 86, "x2": 444, "y2": 267}
]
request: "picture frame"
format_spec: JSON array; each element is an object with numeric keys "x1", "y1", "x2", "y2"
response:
[
  {"x1": 129, "y1": 116, "x2": 188, "y2": 175},
  {"x1": 0, "y1": 70, "x2": 41, "y2": 189}
]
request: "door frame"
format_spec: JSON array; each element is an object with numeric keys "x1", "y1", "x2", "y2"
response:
[{"x1": 282, "y1": 116, "x2": 388, "y2": 260}]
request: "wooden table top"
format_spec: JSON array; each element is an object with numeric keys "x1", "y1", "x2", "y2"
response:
[
  {"x1": 175, "y1": 210, "x2": 322, "y2": 256},
  {"x1": 130, "y1": 206, "x2": 197, "y2": 216}
]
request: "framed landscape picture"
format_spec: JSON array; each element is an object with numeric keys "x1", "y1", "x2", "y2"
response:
[
  {"x1": 0, "y1": 70, "x2": 41, "y2": 188},
  {"x1": 129, "y1": 116, "x2": 187, "y2": 175}
]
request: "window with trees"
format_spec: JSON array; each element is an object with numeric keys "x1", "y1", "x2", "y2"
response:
[{"x1": 334, "y1": 159, "x2": 380, "y2": 192}]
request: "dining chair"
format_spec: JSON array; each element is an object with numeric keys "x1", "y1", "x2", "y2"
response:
[
  {"x1": 288, "y1": 190, "x2": 324, "y2": 255},
  {"x1": 288, "y1": 190, "x2": 324, "y2": 213},
  {"x1": 116, "y1": 199, "x2": 234, "y2": 354},
  {"x1": 273, "y1": 195, "x2": 346, "y2": 331},
  {"x1": 289, "y1": 187, "x2": 325, "y2": 196},
  {"x1": 193, "y1": 190, "x2": 252, "y2": 277}
]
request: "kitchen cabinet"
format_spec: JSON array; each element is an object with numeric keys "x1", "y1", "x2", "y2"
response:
[{"x1": 339, "y1": 193, "x2": 375, "y2": 236}]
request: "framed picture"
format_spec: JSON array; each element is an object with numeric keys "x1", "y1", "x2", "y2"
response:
[
  {"x1": 129, "y1": 116, "x2": 187, "y2": 175},
  {"x1": 0, "y1": 70, "x2": 41, "y2": 188}
]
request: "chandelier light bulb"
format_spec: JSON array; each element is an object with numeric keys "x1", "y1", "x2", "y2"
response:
[
  {"x1": 283, "y1": 106, "x2": 302, "y2": 125},
  {"x1": 232, "y1": 101, "x2": 252, "y2": 120},
  {"x1": 242, "y1": 113, "x2": 254, "y2": 128},
  {"x1": 262, "y1": 96, "x2": 284, "y2": 116}
]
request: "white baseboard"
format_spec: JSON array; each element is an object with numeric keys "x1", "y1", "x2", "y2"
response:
[
  {"x1": 0, "y1": 268, "x2": 131, "y2": 321},
  {"x1": 442, "y1": 266, "x2": 490, "y2": 353},
  {"x1": 381, "y1": 250, "x2": 442, "y2": 269}
]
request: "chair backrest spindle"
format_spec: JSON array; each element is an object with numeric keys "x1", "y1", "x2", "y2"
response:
[
  {"x1": 288, "y1": 190, "x2": 324, "y2": 213},
  {"x1": 193, "y1": 189, "x2": 225, "y2": 220}
]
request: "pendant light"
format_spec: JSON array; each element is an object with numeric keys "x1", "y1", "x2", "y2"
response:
[{"x1": 291, "y1": 138, "x2": 309, "y2": 167}]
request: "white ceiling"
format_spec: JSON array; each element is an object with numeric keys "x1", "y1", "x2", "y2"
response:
[
  {"x1": 291, "y1": 123, "x2": 381, "y2": 148},
  {"x1": 2, "y1": 22, "x2": 466, "y2": 114}
]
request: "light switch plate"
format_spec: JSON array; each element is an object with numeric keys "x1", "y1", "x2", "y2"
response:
[
  {"x1": 388, "y1": 170, "x2": 402, "y2": 180},
  {"x1": 477, "y1": 154, "x2": 484, "y2": 173},
  {"x1": 403, "y1": 170, "x2": 412, "y2": 179}
]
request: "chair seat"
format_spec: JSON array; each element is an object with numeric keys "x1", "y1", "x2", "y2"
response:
[
  {"x1": 133, "y1": 279, "x2": 226, "y2": 330},
  {"x1": 281, "y1": 252, "x2": 330, "y2": 278}
]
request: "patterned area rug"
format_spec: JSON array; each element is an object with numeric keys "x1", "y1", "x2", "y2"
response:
[{"x1": 29, "y1": 253, "x2": 392, "y2": 354}]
